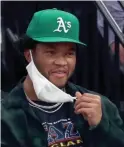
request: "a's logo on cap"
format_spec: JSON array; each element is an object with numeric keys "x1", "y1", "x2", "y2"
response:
[{"x1": 53, "y1": 17, "x2": 71, "y2": 33}]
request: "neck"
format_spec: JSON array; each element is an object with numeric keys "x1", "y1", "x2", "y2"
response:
[{"x1": 23, "y1": 75, "x2": 39, "y2": 101}]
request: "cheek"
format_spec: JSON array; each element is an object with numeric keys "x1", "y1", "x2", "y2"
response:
[
  {"x1": 34, "y1": 56, "x2": 52, "y2": 75},
  {"x1": 40, "y1": 60, "x2": 52, "y2": 73},
  {"x1": 67, "y1": 57, "x2": 76, "y2": 72}
]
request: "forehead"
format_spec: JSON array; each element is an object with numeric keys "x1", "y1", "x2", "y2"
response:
[{"x1": 36, "y1": 42, "x2": 76, "y2": 50}]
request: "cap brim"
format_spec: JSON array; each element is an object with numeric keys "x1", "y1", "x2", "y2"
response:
[{"x1": 31, "y1": 37, "x2": 87, "y2": 47}]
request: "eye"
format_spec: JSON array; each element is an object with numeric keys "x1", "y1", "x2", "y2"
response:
[
  {"x1": 46, "y1": 50, "x2": 55, "y2": 55},
  {"x1": 66, "y1": 51, "x2": 76, "y2": 56}
]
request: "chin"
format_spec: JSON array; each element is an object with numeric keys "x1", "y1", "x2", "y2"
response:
[
  {"x1": 57, "y1": 84, "x2": 66, "y2": 89},
  {"x1": 51, "y1": 79, "x2": 67, "y2": 88}
]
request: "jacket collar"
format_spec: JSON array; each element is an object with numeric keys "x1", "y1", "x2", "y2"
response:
[
  {"x1": 5, "y1": 81, "x2": 82, "y2": 108},
  {"x1": 4, "y1": 81, "x2": 87, "y2": 126}
]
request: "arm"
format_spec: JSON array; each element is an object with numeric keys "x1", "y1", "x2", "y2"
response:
[
  {"x1": 74, "y1": 91, "x2": 124, "y2": 147},
  {"x1": 1, "y1": 118, "x2": 19, "y2": 147},
  {"x1": 91, "y1": 97, "x2": 124, "y2": 147},
  {"x1": 1, "y1": 101, "x2": 20, "y2": 147}
]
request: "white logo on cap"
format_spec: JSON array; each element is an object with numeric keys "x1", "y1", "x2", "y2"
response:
[{"x1": 53, "y1": 17, "x2": 71, "y2": 33}]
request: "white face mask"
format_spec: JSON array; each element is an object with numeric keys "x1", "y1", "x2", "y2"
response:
[{"x1": 26, "y1": 50, "x2": 76, "y2": 103}]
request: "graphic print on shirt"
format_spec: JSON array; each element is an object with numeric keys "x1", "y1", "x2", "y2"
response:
[{"x1": 42, "y1": 118, "x2": 83, "y2": 147}]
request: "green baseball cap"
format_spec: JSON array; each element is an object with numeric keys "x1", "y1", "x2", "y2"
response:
[{"x1": 26, "y1": 8, "x2": 86, "y2": 46}]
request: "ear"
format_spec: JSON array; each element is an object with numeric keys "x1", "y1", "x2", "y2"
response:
[{"x1": 24, "y1": 49, "x2": 31, "y2": 63}]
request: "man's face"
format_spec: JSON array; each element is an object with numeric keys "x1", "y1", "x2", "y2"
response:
[{"x1": 31, "y1": 42, "x2": 76, "y2": 88}]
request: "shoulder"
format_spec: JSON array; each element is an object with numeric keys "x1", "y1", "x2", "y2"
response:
[{"x1": 1, "y1": 84, "x2": 27, "y2": 123}]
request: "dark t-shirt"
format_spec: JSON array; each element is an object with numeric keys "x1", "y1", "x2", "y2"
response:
[{"x1": 29, "y1": 100, "x2": 84, "y2": 147}]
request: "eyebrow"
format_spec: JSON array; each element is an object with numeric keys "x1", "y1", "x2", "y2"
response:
[
  {"x1": 43, "y1": 43, "x2": 77, "y2": 51},
  {"x1": 45, "y1": 43, "x2": 55, "y2": 50},
  {"x1": 69, "y1": 46, "x2": 76, "y2": 51}
]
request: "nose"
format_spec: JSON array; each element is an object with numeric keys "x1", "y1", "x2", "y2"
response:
[{"x1": 54, "y1": 56, "x2": 67, "y2": 66}]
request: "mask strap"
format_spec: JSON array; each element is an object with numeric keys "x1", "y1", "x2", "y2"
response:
[{"x1": 29, "y1": 50, "x2": 33, "y2": 61}]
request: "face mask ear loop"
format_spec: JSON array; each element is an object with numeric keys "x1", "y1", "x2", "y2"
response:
[
  {"x1": 29, "y1": 49, "x2": 41, "y2": 77},
  {"x1": 29, "y1": 50, "x2": 33, "y2": 61}
]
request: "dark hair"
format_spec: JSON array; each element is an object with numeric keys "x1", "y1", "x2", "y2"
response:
[
  {"x1": 19, "y1": 34, "x2": 39, "y2": 52},
  {"x1": 15, "y1": 35, "x2": 39, "y2": 67}
]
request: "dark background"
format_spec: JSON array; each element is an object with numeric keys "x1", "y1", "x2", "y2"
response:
[{"x1": 1, "y1": 1, "x2": 124, "y2": 119}]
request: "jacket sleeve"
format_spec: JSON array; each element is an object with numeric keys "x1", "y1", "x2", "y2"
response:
[
  {"x1": 1, "y1": 120, "x2": 17, "y2": 147},
  {"x1": 69, "y1": 83, "x2": 124, "y2": 147},
  {"x1": 91, "y1": 97, "x2": 124, "y2": 147},
  {"x1": 1, "y1": 102, "x2": 20, "y2": 147}
]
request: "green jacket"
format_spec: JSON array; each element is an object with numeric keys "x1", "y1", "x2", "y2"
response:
[{"x1": 1, "y1": 82, "x2": 124, "y2": 147}]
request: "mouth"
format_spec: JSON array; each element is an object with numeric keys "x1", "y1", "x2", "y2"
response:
[{"x1": 51, "y1": 70, "x2": 68, "y2": 78}]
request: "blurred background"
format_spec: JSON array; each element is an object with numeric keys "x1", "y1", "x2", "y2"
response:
[{"x1": 1, "y1": 1, "x2": 124, "y2": 120}]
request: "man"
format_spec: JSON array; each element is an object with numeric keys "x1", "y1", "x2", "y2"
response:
[
  {"x1": 1, "y1": 8, "x2": 124, "y2": 147},
  {"x1": 97, "y1": 1, "x2": 124, "y2": 73}
]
